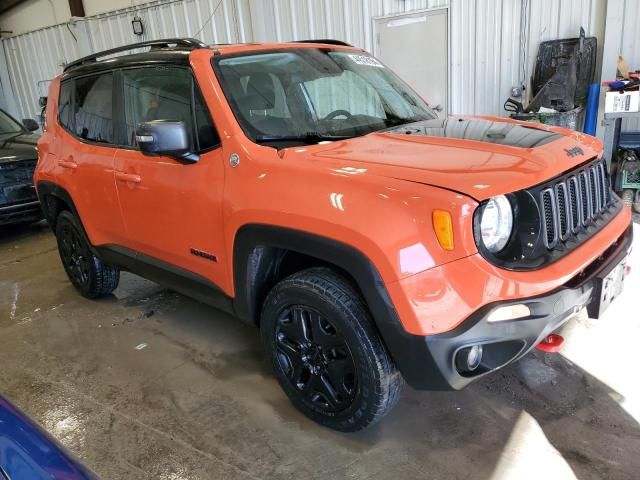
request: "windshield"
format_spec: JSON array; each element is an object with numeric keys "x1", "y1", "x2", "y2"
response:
[
  {"x1": 0, "y1": 110, "x2": 23, "y2": 135},
  {"x1": 213, "y1": 48, "x2": 436, "y2": 147}
]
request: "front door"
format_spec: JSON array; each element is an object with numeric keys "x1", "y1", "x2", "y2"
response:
[
  {"x1": 113, "y1": 65, "x2": 227, "y2": 288},
  {"x1": 374, "y1": 9, "x2": 448, "y2": 115}
]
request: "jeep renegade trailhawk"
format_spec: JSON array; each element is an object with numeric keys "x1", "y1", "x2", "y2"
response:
[{"x1": 35, "y1": 38, "x2": 633, "y2": 431}]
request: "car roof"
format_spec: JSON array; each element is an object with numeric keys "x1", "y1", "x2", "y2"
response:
[{"x1": 61, "y1": 39, "x2": 361, "y2": 79}]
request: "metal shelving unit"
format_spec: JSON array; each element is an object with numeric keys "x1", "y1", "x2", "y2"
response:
[{"x1": 602, "y1": 111, "x2": 640, "y2": 170}]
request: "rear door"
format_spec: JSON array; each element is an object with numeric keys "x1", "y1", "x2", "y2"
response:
[
  {"x1": 55, "y1": 73, "x2": 126, "y2": 246},
  {"x1": 113, "y1": 65, "x2": 227, "y2": 288}
]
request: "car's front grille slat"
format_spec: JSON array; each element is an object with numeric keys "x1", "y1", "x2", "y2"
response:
[
  {"x1": 567, "y1": 176, "x2": 581, "y2": 233},
  {"x1": 555, "y1": 182, "x2": 570, "y2": 240},
  {"x1": 538, "y1": 159, "x2": 613, "y2": 250},
  {"x1": 578, "y1": 171, "x2": 591, "y2": 225},
  {"x1": 541, "y1": 188, "x2": 558, "y2": 248}
]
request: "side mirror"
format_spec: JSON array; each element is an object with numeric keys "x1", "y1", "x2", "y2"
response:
[
  {"x1": 135, "y1": 121, "x2": 199, "y2": 163},
  {"x1": 22, "y1": 118, "x2": 39, "y2": 132}
]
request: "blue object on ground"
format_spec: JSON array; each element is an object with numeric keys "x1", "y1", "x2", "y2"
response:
[
  {"x1": 0, "y1": 394, "x2": 96, "y2": 479},
  {"x1": 584, "y1": 83, "x2": 600, "y2": 135}
]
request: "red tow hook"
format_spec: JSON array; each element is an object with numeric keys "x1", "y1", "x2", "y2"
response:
[{"x1": 536, "y1": 333, "x2": 565, "y2": 353}]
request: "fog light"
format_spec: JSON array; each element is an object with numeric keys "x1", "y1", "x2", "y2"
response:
[
  {"x1": 487, "y1": 304, "x2": 531, "y2": 323},
  {"x1": 455, "y1": 344, "x2": 483, "y2": 373}
]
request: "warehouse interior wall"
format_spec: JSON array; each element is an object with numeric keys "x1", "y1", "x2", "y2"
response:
[
  {"x1": 0, "y1": 0, "x2": 155, "y2": 35},
  {"x1": 0, "y1": 0, "x2": 70, "y2": 34},
  {"x1": 0, "y1": 0, "x2": 633, "y2": 131}
]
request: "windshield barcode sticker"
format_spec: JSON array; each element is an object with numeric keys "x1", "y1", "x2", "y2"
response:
[{"x1": 348, "y1": 55, "x2": 385, "y2": 68}]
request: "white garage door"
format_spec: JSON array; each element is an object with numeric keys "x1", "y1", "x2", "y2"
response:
[{"x1": 374, "y1": 9, "x2": 448, "y2": 116}]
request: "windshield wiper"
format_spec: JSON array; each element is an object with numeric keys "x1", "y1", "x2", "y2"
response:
[{"x1": 255, "y1": 133, "x2": 353, "y2": 145}]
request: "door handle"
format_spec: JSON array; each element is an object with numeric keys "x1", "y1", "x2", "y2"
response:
[
  {"x1": 115, "y1": 171, "x2": 142, "y2": 184},
  {"x1": 58, "y1": 160, "x2": 78, "y2": 169}
]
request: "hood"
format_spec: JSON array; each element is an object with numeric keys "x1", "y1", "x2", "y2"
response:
[
  {"x1": 287, "y1": 116, "x2": 602, "y2": 201},
  {"x1": 0, "y1": 132, "x2": 39, "y2": 164}
]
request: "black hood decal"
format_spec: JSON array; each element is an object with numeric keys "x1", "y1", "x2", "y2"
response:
[{"x1": 383, "y1": 117, "x2": 563, "y2": 149}]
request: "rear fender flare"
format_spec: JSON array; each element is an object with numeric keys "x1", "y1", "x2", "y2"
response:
[{"x1": 36, "y1": 181, "x2": 95, "y2": 253}]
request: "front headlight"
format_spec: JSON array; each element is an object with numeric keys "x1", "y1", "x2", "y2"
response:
[{"x1": 480, "y1": 195, "x2": 513, "y2": 252}]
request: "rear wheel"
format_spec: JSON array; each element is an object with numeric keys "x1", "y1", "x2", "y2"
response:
[
  {"x1": 261, "y1": 267, "x2": 401, "y2": 431},
  {"x1": 55, "y1": 211, "x2": 120, "y2": 298}
]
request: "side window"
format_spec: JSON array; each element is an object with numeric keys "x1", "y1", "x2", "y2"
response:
[
  {"x1": 122, "y1": 66, "x2": 219, "y2": 151},
  {"x1": 74, "y1": 73, "x2": 114, "y2": 143},
  {"x1": 58, "y1": 81, "x2": 73, "y2": 131},
  {"x1": 194, "y1": 86, "x2": 219, "y2": 150}
]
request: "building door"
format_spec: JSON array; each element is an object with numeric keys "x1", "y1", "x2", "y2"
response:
[{"x1": 374, "y1": 9, "x2": 448, "y2": 115}]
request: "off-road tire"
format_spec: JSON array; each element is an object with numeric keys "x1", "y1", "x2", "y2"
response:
[
  {"x1": 261, "y1": 267, "x2": 402, "y2": 432},
  {"x1": 55, "y1": 210, "x2": 120, "y2": 298}
]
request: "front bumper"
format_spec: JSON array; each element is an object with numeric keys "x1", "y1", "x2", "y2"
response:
[{"x1": 391, "y1": 223, "x2": 633, "y2": 390}]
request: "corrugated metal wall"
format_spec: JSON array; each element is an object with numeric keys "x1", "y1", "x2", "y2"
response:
[
  {"x1": 2, "y1": 24, "x2": 79, "y2": 121},
  {"x1": 86, "y1": 0, "x2": 252, "y2": 52},
  {"x1": 248, "y1": 0, "x2": 449, "y2": 52},
  {"x1": 1, "y1": 0, "x2": 253, "y2": 121},
  {"x1": 1, "y1": 0, "x2": 609, "y2": 125},
  {"x1": 249, "y1": 0, "x2": 605, "y2": 118}
]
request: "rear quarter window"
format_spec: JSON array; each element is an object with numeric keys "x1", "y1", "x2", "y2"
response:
[{"x1": 58, "y1": 81, "x2": 73, "y2": 131}]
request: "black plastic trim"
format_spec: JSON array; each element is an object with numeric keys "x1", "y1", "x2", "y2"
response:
[
  {"x1": 403, "y1": 221, "x2": 633, "y2": 390},
  {"x1": 232, "y1": 224, "x2": 429, "y2": 385},
  {"x1": 36, "y1": 181, "x2": 82, "y2": 230},
  {"x1": 37, "y1": 181, "x2": 233, "y2": 313},
  {"x1": 64, "y1": 38, "x2": 206, "y2": 72},
  {"x1": 96, "y1": 244, "x2": 234, "y2": 314},
  {"x1": 295, "y1": 39, "x2": 355, "y2": 47}
]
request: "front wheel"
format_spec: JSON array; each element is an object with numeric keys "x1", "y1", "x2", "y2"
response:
[
  {"x1": 261, "y1": 267, "x2": 402, "y2": 431},
  {"x1": 55, "y1": 211, "x2": 120, "y2": 299}
]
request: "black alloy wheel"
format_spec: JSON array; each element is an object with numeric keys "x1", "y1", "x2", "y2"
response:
[
  {"x1": 58, "y1": 220, "x2": 91, "y2": 288},
  {"x1": 261, "y1": 267, "x2": 402, "y2": 432},
  {"x1": 275, "y1": 305, "x2": 357, "y2": 412}
]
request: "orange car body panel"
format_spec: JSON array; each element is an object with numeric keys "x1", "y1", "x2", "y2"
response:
[
  {"x1": 36, "y1": 45, "x2": 632, "y2": 340},
  {"x1": 389, "y1": 205, "x2": 632, "y2": 335}
]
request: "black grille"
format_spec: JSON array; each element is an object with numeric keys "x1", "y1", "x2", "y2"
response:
[{"x1": 540, "y1": 159, "x2": 613, "y2": 249}]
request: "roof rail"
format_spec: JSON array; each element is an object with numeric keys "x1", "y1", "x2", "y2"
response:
[
  {"x1": 63, "y1": 38, "x2": 207, "y2": 71},
  {"x1": 296, "y1": 39, "x2": 353, "y2": 47}
]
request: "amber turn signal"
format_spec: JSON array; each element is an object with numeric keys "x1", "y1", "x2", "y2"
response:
[{"x1": 433, "y1": 210, "x2": 454, "y2": 251}]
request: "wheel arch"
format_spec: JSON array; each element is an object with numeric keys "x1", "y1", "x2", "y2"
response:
[
  {"x1": 36, "y1": 181, "x2": 95, "y2": 254},
  {"x1": 232, "y1": 224, "x2": 429, "y2": 385},
  {"x1": 233, "y1": 225, "x2": 385, "y2": 323},
  {"x1": 37, "y1": 181, "x2": 79, "y2": 230}
]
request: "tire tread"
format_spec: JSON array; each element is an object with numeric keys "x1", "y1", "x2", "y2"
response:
[{"x1": 262, "y1": 267, "x2": 402, "y2": 431}]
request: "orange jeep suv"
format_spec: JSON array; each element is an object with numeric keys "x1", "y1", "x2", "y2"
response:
[{"x1": 35, "y1": 38, "x2": 633, "y2": 431}]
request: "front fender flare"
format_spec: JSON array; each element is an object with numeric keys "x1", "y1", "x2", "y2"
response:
[{"x1": 232, "y1": 224, "x2": 442, "y2": 388}]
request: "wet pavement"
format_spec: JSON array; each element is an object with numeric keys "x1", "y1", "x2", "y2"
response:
[{"x1": 1, "y1": 221, "x2": 639, "y2": 479}]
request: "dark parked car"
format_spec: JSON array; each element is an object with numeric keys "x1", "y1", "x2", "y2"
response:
[
  {"x1": 0, "y1": 394, "x2": 95, "y2": 479},
  {"x1": 0, "y1": 109, "x2": 42, "y2": 227}
]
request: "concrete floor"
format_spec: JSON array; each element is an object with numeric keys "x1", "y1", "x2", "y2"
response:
[{"x1": 1, "y1": 222, "x2": 639, "y2": 480}]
